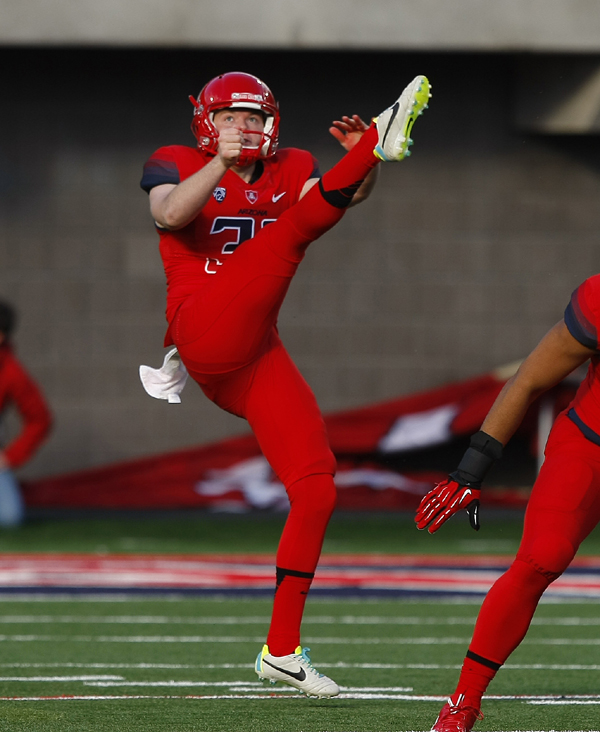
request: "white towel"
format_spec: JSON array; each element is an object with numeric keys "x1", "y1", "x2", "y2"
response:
[{"x1": 139, "y1": 348, "x2": 188, "y2": 404}]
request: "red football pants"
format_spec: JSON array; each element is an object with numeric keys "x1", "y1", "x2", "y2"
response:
[
  {"x1": 173, "y1": 125, "x2": 379, "y2": 487},
  {"x1": 469, "y1": 411, "x2": 600, "y2": 667},
  {"x1": 171, "y1": 127, "x2": 379, "y2": 654}
]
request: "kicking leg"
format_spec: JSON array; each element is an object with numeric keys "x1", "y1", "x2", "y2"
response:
[
  {"x1": 173, "y1": 76, "x2": 432, "y2": 372},
  {"x1": 268, "y1": 74, "x2": 432, "y2": 259}
]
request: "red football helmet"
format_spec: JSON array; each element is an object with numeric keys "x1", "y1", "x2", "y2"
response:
[{"x1": 190, "y1": 72, "x2": 280, "y2": 166}]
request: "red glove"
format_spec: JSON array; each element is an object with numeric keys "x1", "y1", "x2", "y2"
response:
[{"x1": 415, "y1": 477, "x2": 481, "y2": 534}]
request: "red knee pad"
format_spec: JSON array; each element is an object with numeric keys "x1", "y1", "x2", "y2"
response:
[
  {"x1": 517, "y1": 532, "x2": 576, "y2": 583},
  {"x1": 278, "y1": 432, "x2": 336, "y2": 489},
  {"x1": 276, "y1": 473, "x2": 337, "y2": 573},
  {"x1": 287, "y1": 473, "x2": 337, "y2": 516}
]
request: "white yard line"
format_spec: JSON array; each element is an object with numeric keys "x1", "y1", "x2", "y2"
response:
[
  {"x1": 84, "y1": 682, "x2": 414, "y2": 690},
  {"x1": 0, "y1": 634, "x2": 468, "y2": 643},
  {"x1": 0, "y1": 676, "x2": 123, "y2": 682},
  {"x1": 0, "y1": 614, "x2": 596, "y2": 625},
  {"x1": 529, "y1": 700, "x2": 600, "y2": 705},
  {"x1": 0, "y1": 692, "x2": 599, "y2": 708},
  {"x1": 1, "y1": 634, "x2": 600, "y2": 644},
  {"x1": 0, "y1": 593, "x2": 595, "y2": 605},
  {"x1": 2, "y1": 661, "x2": 600, "y2": 670}
]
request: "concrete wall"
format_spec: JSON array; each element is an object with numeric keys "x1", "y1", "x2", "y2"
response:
[
  {"x1": 2, "y1": 48, "x2": 600, "y2": 478},
  {"x1": 3, "y1": 1, "x2": 600, "y2": 51}
]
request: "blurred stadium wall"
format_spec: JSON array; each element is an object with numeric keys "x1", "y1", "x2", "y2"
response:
[{"x1": 2, "y1": 1, "x2": 600, "y2": 477}]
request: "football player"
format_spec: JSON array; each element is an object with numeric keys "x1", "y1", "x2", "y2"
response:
[
  {"x1": 416, "y1": 274, "x2": 600, "y2": 730},
  {"x1": 139, "y1": 72, "x2": 377, "y2": 399},
  {"x1": 141, "y1": 71, "x2": 431, "y2": 697}
]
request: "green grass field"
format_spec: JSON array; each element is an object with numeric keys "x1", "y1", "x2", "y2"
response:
[
  {"x1": 0, "y1": 511, "x2": 598, "y2": 731},
  {"x1": 6, "y1": 510, "x2": 600, "y2": 556}
]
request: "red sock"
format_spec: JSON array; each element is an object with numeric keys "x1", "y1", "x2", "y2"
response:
[
  {"x1": 267, "y1": 573, "x2": 312, "y2": 656},
  {"x1": 319, "y1": 125, "x2": 379, "y2": 193},
  {"x1": 452, "y1": 558, "x2": 553, "y2": 706},
  {"x1": 452, "y1": 654, "x2": 500, "y2": 708}
]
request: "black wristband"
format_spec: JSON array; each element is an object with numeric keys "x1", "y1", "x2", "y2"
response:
[
  {"x1": 454, "y1": 430, "x2": 503, "y2": 486},
  {"x1": 469, "y1": 430, "x2": 504, "y2": 459}
]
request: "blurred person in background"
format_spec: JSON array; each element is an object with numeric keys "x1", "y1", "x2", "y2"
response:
[
  {"x1": 416, "y1": 273, "x2": 600, "y2": 731},
  {"x1": 140, "y1": 71, "x2": 431, "y2": 697},
  {"x1": 0, "y1": 300, "x2": 53, "y2": 527}
]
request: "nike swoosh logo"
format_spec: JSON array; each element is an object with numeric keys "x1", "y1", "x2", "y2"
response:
[
  {"x1": 272, "y1": 192, "x2": 286, "y2": 203},
  {"x1": 263, "y1": 659, "x2": 306, "y2": 682},
  {"x1": 382, "y1": 101, "x2": 399, "y2": 147}
]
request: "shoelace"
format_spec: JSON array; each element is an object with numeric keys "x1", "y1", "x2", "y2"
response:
[
  {"x1": 441, "y1": 704, "x2": 483, "y2": 732},
  {"x1": 297, "y1": 647, "x2": 324, "y2": 678}
]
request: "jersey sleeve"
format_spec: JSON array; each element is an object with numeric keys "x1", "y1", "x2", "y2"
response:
[
  {"x1": 140, "y1": 147, "x2": 182, "y2": 192},
  {"x1": 307, "y1": 153, "x2": 320, "y2": 180},
  {"x1": 278, "y1": 148, "x2": 321, "y2": 202},
  {"x1": 2, "y1": 356, "x2": 53, "y2": 468},
  {"x1": 294, "y1": 150, "x2": 320, "y2": 183},
  {"x1": 564, "y1": 275, "x2": 600, "y2": 350}
]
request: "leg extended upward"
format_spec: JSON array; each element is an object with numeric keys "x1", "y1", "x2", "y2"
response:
[{"x1": 254, "y1": 74, "x2": 432, "y2": 699}]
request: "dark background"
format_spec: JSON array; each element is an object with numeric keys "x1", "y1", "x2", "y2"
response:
[{"x1": 2, "y1": 48, "x2": 599, "y2": 479}]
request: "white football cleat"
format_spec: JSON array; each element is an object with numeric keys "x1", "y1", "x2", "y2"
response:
[
  {"x1": 373, "y1": 75, "x2": 431, "y2": 161},
  {"x1": 255, "y1": 644, "x2": 340, "y2": 698}
]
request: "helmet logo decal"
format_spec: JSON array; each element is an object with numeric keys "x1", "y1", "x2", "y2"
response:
[
  {"x1": 231, "y1": 92, "x2": 264, "y2": 102},
  {"x1": 213, "y1": 187, "x2": 226, "y2": 203},
  {"x1": 245, "y1": 190, "x2": 259, "y2": 204}
]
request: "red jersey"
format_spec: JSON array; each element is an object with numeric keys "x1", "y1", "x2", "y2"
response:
[
  {"x1": 141, "y1": 145, "x2": 320, "y2": 328},
  {"x1": 0, "y1": 345, "x2": 52, "y2": 468},
  {"x1": 564, "y1": 273, "x2": 600, "y2": 443}
]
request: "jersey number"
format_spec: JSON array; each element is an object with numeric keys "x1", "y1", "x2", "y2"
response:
[{"x1": 210, "y1": 217, "x2": 276, "y2": 254}]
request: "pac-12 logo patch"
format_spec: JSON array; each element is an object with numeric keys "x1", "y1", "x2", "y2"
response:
[
  {"x1": 213, "y1": 187, "x2": 226, "y2": 203},
  {"x1": 245, "y1": 190, "x2": 259, "y2": 204}
]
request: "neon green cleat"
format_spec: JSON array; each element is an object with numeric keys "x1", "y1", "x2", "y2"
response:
[
  {"x1": 255, "y1": 644, "x2": 340, "y2": 698},
  {"x1": 373, "y1": 75, "x2": 431, "y2": 161}
]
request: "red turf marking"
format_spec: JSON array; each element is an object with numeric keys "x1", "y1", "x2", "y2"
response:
[{"x1": 0, "y1": 554, "x2": 598, "y2": 595}]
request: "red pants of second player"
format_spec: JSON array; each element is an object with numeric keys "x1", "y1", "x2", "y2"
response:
[{"x1": 455, "y1": 411, "x2": 600, "y2": 703}]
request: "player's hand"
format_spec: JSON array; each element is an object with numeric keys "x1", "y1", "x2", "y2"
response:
[
  {"x1": 217, "y1": 128, "x2": 244, "y2": 167},
  {"x1": 415, "y1": 477, "x2": 481, "y2": 534},
  {"x1": 329, "y1": 115, "x2": 369, "y2": 152}
]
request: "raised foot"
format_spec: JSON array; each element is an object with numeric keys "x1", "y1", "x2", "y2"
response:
[{"x1": 373, "y1": 75, "x2": 432, "y2": 161}]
